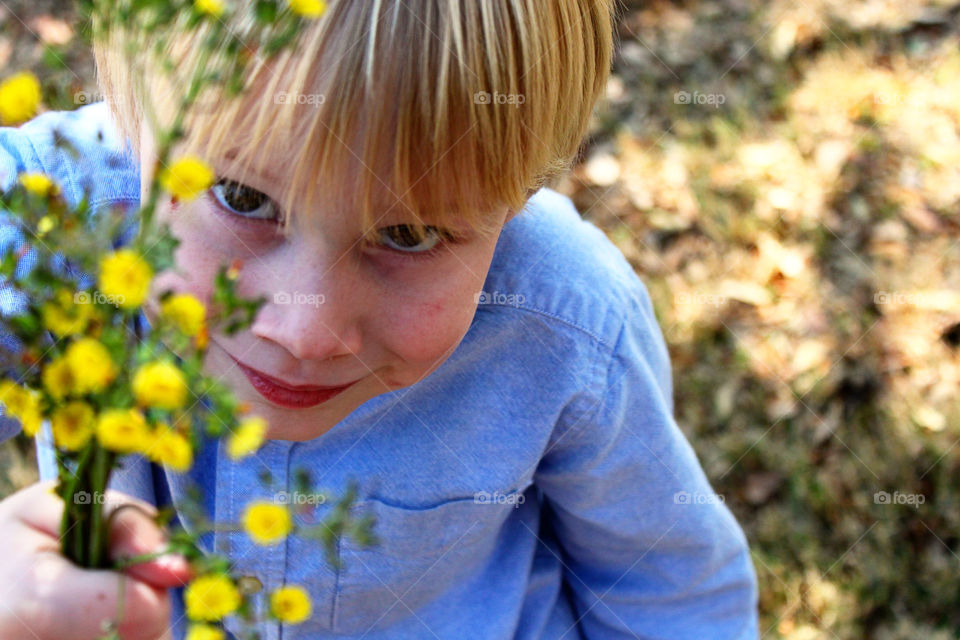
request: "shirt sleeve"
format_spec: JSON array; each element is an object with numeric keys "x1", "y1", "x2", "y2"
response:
[
  {"x1": 0, "y1": 108, "x2": 154, "y2": 504},
  {"x1": 534, "y1": 282, "x2": 759, "y2": 639},
  {"x1": 0, "y1": 121, "x2": 35, "y2": 445}
]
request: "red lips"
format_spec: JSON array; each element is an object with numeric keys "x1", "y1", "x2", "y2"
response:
[{"x1": 230, "y1": 356, "x2": 358, "y2": 409}]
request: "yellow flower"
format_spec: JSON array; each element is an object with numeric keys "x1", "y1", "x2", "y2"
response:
[
  {"x1": 194, "y1": 0, "x2": 225, "y2": 17},
  {"x1": 18, "y1": 172, "x2": 58, "y2": 197},
  {"x1": 18, "y1": 406, "x2": 41, "y2": 437},
  {"x1": 147, "y1": 424, "x2": 193, "y2": 472},
  {"x1": 42, "y1": 355, "x2": 75, "y2": 401},
  {"x1": 226, "y1": 416, "x2": 267, "y2": 459},
  {"x1": 37, "y1": 216, "x2": 56, "y2": 236},
  {"x1": 242, "y1": 501, "x2": 292, "y2": 546},
  {"x1": 186, "y1": 625, "x2": 225, "y2": 640},
  {"x1": 288, "y1": 0, "x2": 326, "y2": 18},
  {"x1": 269, "y1": 585, "x2": 312, "y2": 624},
  {"x1": 159, "y1": 156, "x2": 214, "y2": 201},
  {"x1": 132, "y1": 361, "x2": 188, "y2": 410},
  {"x1": 51, "y1": 401, "x2": 95, "y2": 451},
  {"x1": 98, "y1": 249, "x2": 153, "y2": 310},
  {"x1": 96, "y1": 408, "x2": 150, "y2": 454},
  {"x1": 184, "y1": 574, "x2": 242, "y2": 622},
  {"x1": 65, "y1": 338, "x2": 116, "y2": 394},
  {"x1": 161, "y1": 293, "x2": 206, "y2": 337},
  {"x1": 41, "y1": 288, "x2": 95, "y2": 338},
  {"x1": 0, "y1": 380, "x2": 42, "y2": 437},
  {"x1": 0, "y1": 71, "x2": 41, "y2": 125}
]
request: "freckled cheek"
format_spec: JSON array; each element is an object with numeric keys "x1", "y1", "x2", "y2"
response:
[
  {"x1": 146, "y1": 202, "x2": 232, "y2": 321},
  {"x1": 377, "y1": 294, "x2": 476, "y2": 365}
]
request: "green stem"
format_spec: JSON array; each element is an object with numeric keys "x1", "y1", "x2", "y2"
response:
[
  {"x1": 111, "y1": 548, "x2": 167, "y2": 570},
  {"x1": 88, "y1": 443, "x2": 114, "y2": 569},
  {"x1": 137, "y1": 40, "x2": 214, "y2": 249},
  {"x1": 60, "y1": 444, "x2": 94, "y2": 567}
]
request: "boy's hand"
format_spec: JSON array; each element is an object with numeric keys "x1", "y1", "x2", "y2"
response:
[{"x1": 0, "y1": 480, "x2": 193, "y2": 640}]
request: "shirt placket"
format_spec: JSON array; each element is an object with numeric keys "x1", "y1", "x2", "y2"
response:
[
  {"x1": 227, "y1": 439, "x2": 295, "y2": 640},
  {"x1": 281, "y1": 441, "x2": 341, "y2": 638}
]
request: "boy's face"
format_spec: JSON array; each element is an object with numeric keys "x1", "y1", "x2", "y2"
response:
[{"x1": 138, "y1": 123, "x2": 514, "y2": 441}]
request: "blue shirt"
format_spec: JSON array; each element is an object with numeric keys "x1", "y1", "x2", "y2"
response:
[{"x1": 0, "y1": 102, "x2": 759, "y2": 640}]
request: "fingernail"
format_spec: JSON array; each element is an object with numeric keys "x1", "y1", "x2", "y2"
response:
[{"x1": 153, "y1": 553, "x2": 190, "y2": 573}]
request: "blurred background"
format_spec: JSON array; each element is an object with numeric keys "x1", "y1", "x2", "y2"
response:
[{"x1": 1, "y1": 0, "x2": 958, "y2": 638}]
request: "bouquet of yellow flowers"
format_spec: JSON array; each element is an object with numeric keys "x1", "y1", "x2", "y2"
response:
[{"x1": 0, "y1": 1, "x2": 374, "y2": 638}]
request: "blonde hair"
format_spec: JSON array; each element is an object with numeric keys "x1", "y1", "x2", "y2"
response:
[{"x1": 94, "y1": 0, "x2": 615, "y2": 239}]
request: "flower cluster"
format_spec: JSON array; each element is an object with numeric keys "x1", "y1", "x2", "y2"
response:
[
  {"x1": 0, "y1": 102, "x2": 375, "y2": 639},
  {"x1": 184, "y1": 573, "x2": 313, "y2": 630},
  {"x1": 0, "y1": 2, "x2": 375, "y2": 635}
]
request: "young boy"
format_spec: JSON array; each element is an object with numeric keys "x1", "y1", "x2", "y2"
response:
[{"x1": 0, "y1": 1, "x2": 759, "y2": 638}]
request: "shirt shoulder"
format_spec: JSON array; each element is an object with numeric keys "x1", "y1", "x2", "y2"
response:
[
  {"x1": 483, "y1": 187, "x2": 662, "y2": 353},
  {"x1": 0, "y1": 101, "x2": 140, "y2": 210}
]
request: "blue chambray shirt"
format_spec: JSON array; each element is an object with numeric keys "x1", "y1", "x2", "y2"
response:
[{"x1": 0, "y1": 102, "x2": 759, "y2": 640}]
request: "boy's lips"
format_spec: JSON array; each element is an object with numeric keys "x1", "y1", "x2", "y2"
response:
[{"x1": 228, "y1": 355, "x2": 359, "y2": 409}]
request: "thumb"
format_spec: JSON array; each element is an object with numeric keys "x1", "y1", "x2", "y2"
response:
[{"x1": 105, "y1": 494, "x2": 192, "y2": 588}]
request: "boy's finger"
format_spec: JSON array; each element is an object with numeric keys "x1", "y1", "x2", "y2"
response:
[
  {"x1": 8, "y1": 482, "x2": 191, "y2": 588},
  {"x1": 106, "y1": 498, "x2": 193, "y2": 588},
  {"x1": 16, "y1": 551, "x2": 172, "y2": 640},
  {"x1": 5, "y1": 480, "x2": 69, "y2": 539}
]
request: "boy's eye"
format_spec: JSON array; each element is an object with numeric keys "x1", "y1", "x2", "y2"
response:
[
  {"x1": 210, "y1": 178, "x2": 279, "y2": 222},
  {"x1": 209, "y1": 179, "x2": 451, "y2": 255},
  {"x1": 377, "y1": 224, "x2": 446, "y2": 253}
]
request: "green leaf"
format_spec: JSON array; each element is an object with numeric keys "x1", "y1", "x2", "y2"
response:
[{"x1": 255, "y1": 0, "x2": 278, "y2": 23}]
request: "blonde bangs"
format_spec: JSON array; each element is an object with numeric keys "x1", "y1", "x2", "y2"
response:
[{"x1": 94, "y1": 0, "x2": 615, "y2": 238}]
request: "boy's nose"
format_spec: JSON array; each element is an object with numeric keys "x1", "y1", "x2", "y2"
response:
[{"x1": 249, "y1": 282, "x2": 363, "y2": 363}]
